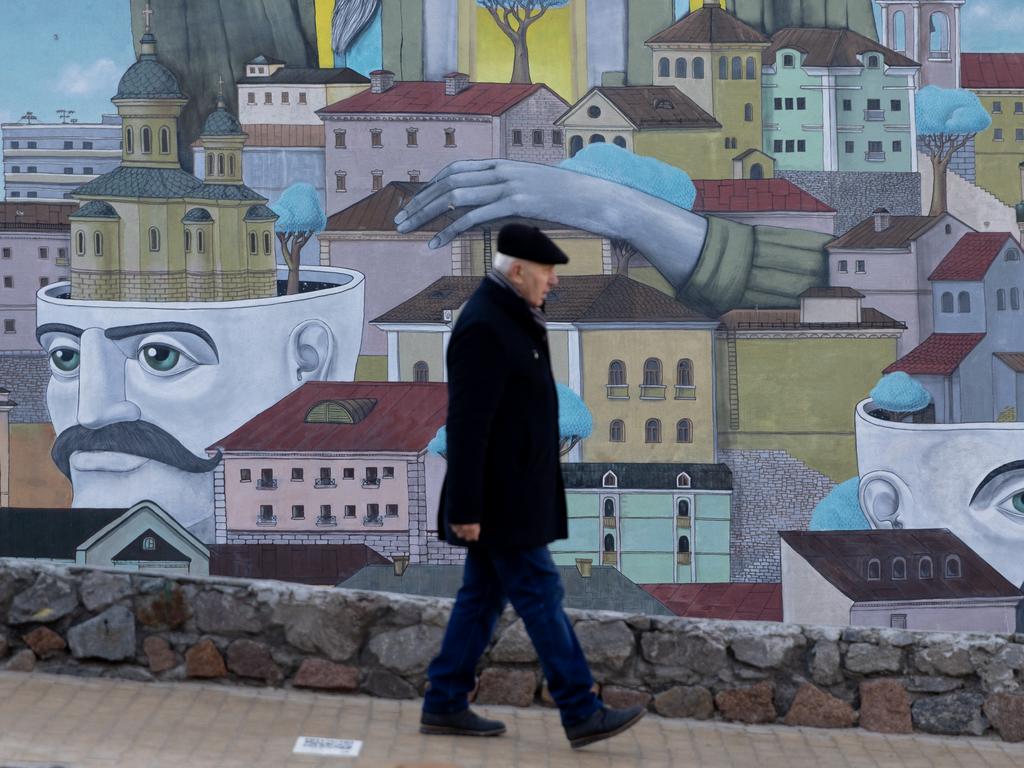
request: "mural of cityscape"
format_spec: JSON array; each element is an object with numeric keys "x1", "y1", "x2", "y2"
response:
[{"x1": 2, "y1": 0, "x2": 1024, "y2": 635}]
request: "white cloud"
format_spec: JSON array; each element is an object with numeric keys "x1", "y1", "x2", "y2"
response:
[
  {"x1": 56, "y1": 59, "x2": 120, "y2": 97},
  {"x1": 963, "y1": 0, "x2": 1024, "y2": 25}
]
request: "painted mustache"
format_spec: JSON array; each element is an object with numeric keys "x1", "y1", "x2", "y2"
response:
[{"x1": 52, "y1": 421, "x2": 222, "y2": 478}]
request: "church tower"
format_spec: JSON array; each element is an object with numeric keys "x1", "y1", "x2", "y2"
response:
[
  {"x1": 199, "y1": 79, "x2": 246, "y2": 185},
  {"x1": 877, "y1": 1, "x2": 964, "y2": 89}
]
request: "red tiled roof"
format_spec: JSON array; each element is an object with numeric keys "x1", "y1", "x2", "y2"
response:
[
  {"x1": 884, "y1": 333, "x2": 985, "y2": 376},
  {"x1": 319, "y1": 81, "x2": 564, "y2": 116},
  {"x1": 961, "y1": 53, "x2": 1024, "y2": 90},
  {"x1": 642, "y1": 583, "x2": 782, "y2": 622},
  {"x1": 208, "y1": 382, "x2": 447, "y2": 453},
  {"x1": 692, "y1": 179, "x2": 834, "y2": 214},
  {"x1": 929, "y1": 232, "x2": 1017, "y2": 281}
]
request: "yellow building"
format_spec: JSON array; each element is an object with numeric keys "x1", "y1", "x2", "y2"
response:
[
  {"x1": 70, "y1": 17, "x2": 277, "y2": 302},
  {"x1": 961, "y1": 54, "x2": 1024, "y2": 206}
]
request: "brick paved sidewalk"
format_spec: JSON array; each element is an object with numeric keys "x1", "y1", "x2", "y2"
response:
[{"x1": 0, "y1": 672, "x2": 1022, "y2": 768}]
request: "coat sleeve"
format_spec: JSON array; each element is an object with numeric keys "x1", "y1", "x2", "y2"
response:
[{"x1": 443, "y1": 322, "x2": 509, "y2": 526}]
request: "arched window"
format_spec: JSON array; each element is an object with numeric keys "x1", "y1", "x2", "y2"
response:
[
  {"x1": 602, "y1": 471, "x2": 618, "y2": 488},
  {"x1": 604, "y1": 533, "x2": 615, "y2": 552},
  {"x1": 125, "y1": 126, "x2": 134, "y2": 153},
  {"x1": 645, "y1": 418, "x2": 661, "y2": 443},
  {"x1": 1012, "y1": 287, "x2": 1021, "y2": 310},
  {"x1": 413, "y1": 361, "x2": 429, "y2": 382},
  {"x1": 217, "y1": 154, "x2": 225, "y2": 175},
  {"x1": 206, "y1": 153, "x2": 214, "y2": 177},
  {"x1": 676, "y1": 419, "x2": 693, "y2": 443},
  {"x1": 678, "y1": 536, "x2": 689, "y2": 553},
  {"x1": 197, "y1": 229, "x2": 205, "y2": 253},
  {"x1": 930, "y1": 12, "x2": 950, "y2": 54},
  {"x1": 677, "y1": 359, "x2": 693, "y2": 386},
  {"x1": 919, "y1": 556, "x2": 933, "y2": 579},
  {"x1": 643, "y1": 358, "x2": 662, "y2": 386},
  {"x1": 675, "y1": 57, "x2": 687, "y2": 78},
  {"x1": 613, "y1": 136, "x2": 627, "y2": 148},
  {"x1": 867, "y1": 558, "x2": 881, "y2": 580},
  {"x1": 159, "y1": 126, "x2": 170, "y2": 154},
  {"x1": 944, "y1": 554, "x2": 961, "y2": 578},
  {"x1": 141, "y1": 126, "x2": 152, "y2": 154},
  {"x1": 184, "y1": 229, "x2": 192, "y2": 253},
  {"x1": 569, "y1": 135, "x2": 584, "y2": 157},
  {"x1": 589, "y1": 134, "x2": 606, "y2": 144},
  {"x1": 93, "y1": 232, "x2": 103, "y2": 257},
  {"x1": 659, "y1": 57, "x2": 670, "y2": 77},
  {"x1": 893, "y1": 10, "x2": 907, "y2": 52},
  {"x1": 958, "y1": 291, "x2": 971, "y2": 313},
  {"x1": 867, "y1": 54, "x2": 880, "y2": 69},
  {"x1": 229, "y1": 154, "x2": 235, "y2": 177},
  {"x1": 608, "y1": 360, "x2": 626, "y2": 386},
  {"x1": 677, "y1": 499, "x2": 689, "y2": 517},
  {"x1": 892, "y1": 557, "x2": 907, "y2": 580},
  {"x1": 76, "y1": 230, "x2": 85, "y2": 256},
  {"x1": 746, "y1": 56, "x2": 756, "y2": 79},
  {"x1": 609, "y1": 419, "x2": 624, "y2": 442},
  {"x1": 1007, "y1": 248, "x2": 1021, "y2": 261},
  {"x1": 998, "y1": 288, "x2": 1007, "y2": 310},
  {"x1": 719, "y1": 56, "x2": 729, "y2": 80},
  {"x1": 148, "y1": 227, "x2": 160, "y2": 252},
  {"x1": 940, "y1": 291, "x2": 954, "y2": 313},
  {"x1": 693, "y1": 57, "x2": 705, "y2": 79},
  {"x1": 604, "y1": 498, "x2": 615, "y2": 517},
  {"x1": 750, "y1": 163, "x2": 764, "y2": 180},
  {"x1": 143, "y1": 536, "x2": 156, "y2": 551},
  {"x1": 676, "y1": 472, "x2": 691, "y2": 488},
  {"x1": 263, "y1": 231, "x2": 272, "y2": 255},
  {"x1": 744, "y1": 103, "x2": 754, "y2": 122},
  {"x1": 732, "y1": 56, "x2": 742, "y2": 80},
  {"x1": 248, "y1": 232, "x2": 258, "y2": 255}
]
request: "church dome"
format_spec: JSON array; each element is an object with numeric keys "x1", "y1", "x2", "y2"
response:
[
  {"x1": 201, "y1": 103, "x2": 245, "y2": 136},
  {"x1": 115, "y1": 37, "x2": 184, "y2": 100}
]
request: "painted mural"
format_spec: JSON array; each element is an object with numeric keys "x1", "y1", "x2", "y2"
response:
[{"x1": 1, "y1": 0, "x2": 1024, "y2": 632}]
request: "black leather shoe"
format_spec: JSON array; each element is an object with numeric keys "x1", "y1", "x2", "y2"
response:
[
  {"x1": 564, "y1": 705, "x2": 646, "y2": 749},
  {"x1": 420, "y1": 708, "x2": 507, "y2": 737}
]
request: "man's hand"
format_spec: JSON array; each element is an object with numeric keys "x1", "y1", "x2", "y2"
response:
[{"x1": 451, "y1": 524, "x2": 481, "y2": 542}]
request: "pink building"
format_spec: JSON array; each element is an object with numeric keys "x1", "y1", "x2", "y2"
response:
[
  {"x1": 209, "y1": 382, "x2": 449, "y2": 563},
  {"x1": 317, "y1": 70, "x2": 569, "y2": 214},
  {"x1": 0, "y1": 202, "x2": 75, "y2": 350}
]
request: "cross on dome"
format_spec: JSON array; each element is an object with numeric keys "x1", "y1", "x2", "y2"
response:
[{"x1": 142, "y1": 1, "x2": 154, "y2": 33}]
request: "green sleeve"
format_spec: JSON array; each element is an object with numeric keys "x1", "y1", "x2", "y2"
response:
[{"x1": 678, "y1": 216, "x2": 831, "y2": 316}]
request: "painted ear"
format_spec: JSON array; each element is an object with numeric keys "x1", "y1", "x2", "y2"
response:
[
  {"x1": 859, "y1": 473, "x2": 907, "y2": 530},
  {"x1": 289, "y1": 319, "x2": 335, "y2": 382}
]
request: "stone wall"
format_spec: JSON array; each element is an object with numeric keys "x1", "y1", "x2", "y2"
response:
[
  {"x1": 0, "y1": 352, "x2": 51, "y2": 423},
  {"x1": 225, "y1": 532, "x2": 411, "y2": 560},
  {"x1": 721, "y1": 449, "x2": 835, "y2": 583},
  {"x1": 1, "y1": 560, "x2": 1022, "y2": 742},
  {"x1": 777, "y1": 171, "x2": 922, "y2": 236}
]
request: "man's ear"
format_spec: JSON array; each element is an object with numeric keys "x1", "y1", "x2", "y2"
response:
[
  {"x1": 289, "y1": 319, "x2": 335, "y2": 382},
  {"x1": 858, "y1": 471, "x2": 910, "y2": 530}
]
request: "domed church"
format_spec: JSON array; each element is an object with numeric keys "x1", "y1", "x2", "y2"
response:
[{"x1": 69, "y1": 2, "x2": 277, "y2": 302}]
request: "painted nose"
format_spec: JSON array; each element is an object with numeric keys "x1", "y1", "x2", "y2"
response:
[{"x1": 76, "y1": 328, "x2": 142, "y2": 429}]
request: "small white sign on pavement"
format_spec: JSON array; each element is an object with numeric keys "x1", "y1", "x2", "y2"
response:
[{"x1": 293, "y1": 736, "x2": 363, "y2": 757}]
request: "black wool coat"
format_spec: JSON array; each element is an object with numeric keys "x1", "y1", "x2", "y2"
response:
[{"x1": 438, "y1": 277, "x2": 568, "y2": 550}]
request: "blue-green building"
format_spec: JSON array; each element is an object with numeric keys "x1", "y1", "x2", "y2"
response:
[
  {"x1": 761, "y1": 28, "x2": 920, "y2": 173},
  {"x1": 556, "y1": 463, "x2": 733, "y2": 585}
]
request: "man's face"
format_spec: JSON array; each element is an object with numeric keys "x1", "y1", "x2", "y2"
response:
[
  {"x1": 510, "y1": 261, "x2": 559, "y2": 308},
  {"x1": 855, "y1": 401, "x2": 1024, "y2": 586}
]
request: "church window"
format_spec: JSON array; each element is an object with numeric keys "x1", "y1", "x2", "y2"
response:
[
  {"x1": 148, "y1": 227, "x2": 160, "y2": 252},
  {"x1": 732, "y1": 56, "x2": 742, "y2": 80},
  {"x1": 94, "y1": 232, "x2": 102, "y2": 257},
  {"x1": 746, "y1": 56, "x2": 756, "y2": 80},
  {"x1": 184, "y1": 229, "x2": 191, "y2": 253},
  {"x1": 589, "y1": 134, "x2": 606, "y2": 144},
  {"x1": 678, "y1": 536, "x2": 689, "y2": 553},
  {"x1": 197, "y1": 230, "x2": 205, "y2": 253},
  {"x1": 693, "y1": 57, "x2": 704, "y2": 79},
  {"x1": 141, "y1": 126, "x2": 152, "y2": 154},
  {"x1": 659, "y1": 57, "x2": 670, "y2": 77},
  {"x1": 217, "y1": 154, "x2": 225, "y2": 175},
  {"x1": 676, "y1": 472, "x2": 691, "y2": 489},
  {"x1": 263, "y1": 231, "x2": 272, "y2": 255},
  {"x1": 930, "y1": 12, "x2": 950, "y2": 55},
  {"x1": 125, "y1": 127, "x2": 134, "y2": 154},
  {"x1": 678, "y1": 499, "x2": 689, "y2": 517},
  {"x1": 744, "y1": 103, "x2": 753, "y2": 122},
  {"x1": 602, "y1": 470, "x2": 617, "y2": 488},
  {"x1": 249, "y1": 232, "x2": 258, "y2": 255},
  {"x1": 229, "y1": 155, "x2": 235, "y2": 176},
  {"x1": 159, "y1": 127, "x2": 170, "y2": 154},
  {"x1": 206, "y1": 153, "x2": 214, "y2": 177},
  {"x1": 719, "y1": 56, "x2": 728, "y2": 80},
  {"x1": 892, "y1": 11, "x2": 906, "y2": 52},
  {"x1": 675, "y1": 58, "x2": 687, "y2": 78},
  {"x1": 76, "y1": 231, "x2": 85, "y2": 256}
]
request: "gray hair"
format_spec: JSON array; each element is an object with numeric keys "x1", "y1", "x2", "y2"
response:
[
  {"x1": 332, "y1": 0, "x2": 381, "y2": 55},
  {"x1": 491, "y1": 250, "x2": 520, "y2": 275}
]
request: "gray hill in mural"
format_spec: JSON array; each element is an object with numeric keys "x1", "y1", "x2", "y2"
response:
[{"x1": 727, "y1": 0, "x2": 878, "y2": 39}]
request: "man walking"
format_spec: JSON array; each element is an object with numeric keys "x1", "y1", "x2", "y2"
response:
[{"x1": 419, "y1": 223, "x2": 646, "y2": 749}]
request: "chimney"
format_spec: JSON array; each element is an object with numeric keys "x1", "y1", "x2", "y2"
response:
[
  {"x1": 370, "y1": 70, "x2": 396, "y2": 94},
  {"x1": 392, "y1": 554, "x2": 410, "y2": 576},
  {"x1": 872, "y1": 207, "x2": 891, "y2": 232},
  {"x1": 575, "y1": 558, "x2": 593, "y2": 578},
  {"x1": 444, "y1": 72, "x2": 471, "y2": 97}
]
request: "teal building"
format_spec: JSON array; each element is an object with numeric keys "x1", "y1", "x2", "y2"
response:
[{"x1": 556, "y1": 463, "x2": 733, "y2": 585}]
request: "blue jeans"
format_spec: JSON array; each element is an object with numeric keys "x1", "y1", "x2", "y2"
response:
[{"x1": 423, "y1": 545, "x2": 600, "y2": 727}]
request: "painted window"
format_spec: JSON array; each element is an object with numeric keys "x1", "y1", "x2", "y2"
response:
[
  {"x1": 867, "y1": 558, "x2": 881, "y2": 580},
  {"x1": 643, "y1": 358, "x2": 662, "y2": 386},
  {"x1": 587, "y1": 105, "x2": 601, "y2": 119},
  {"x1": 732, "y1": 56, "x2": 742, "y2": 80},
  {"x1": 958, "y1": 291, "x2": 971, "y2": 313},
  {"x1": 386, "y1": 504, "x2": 399, "y2": 517},
  {"x1": 292, "y1": 468, "x2": 303, "y2": 481},
  {"x1": 335, "y1": 130, "x2": 346, "y2": 148},
  {"x1": 998, "y1": 288, "x2": 1006, "y2": 310},
  {"x1": 940, "y1": 292, "x2": 954, "y2": 313},
  {"x1": 372, "y1": 171, "x2": 383, "y2": 191},
  {"x1": 569, "y1": 135, "x2": 583, "y2": 157},
  {"x1": 336, "y1": 171, "x2": 347, "y2": 192},
  {"x1": 532, "y1": 130, "x2": 544, "y2": 146},
  {"x1": 892, "y1": 11, "x2": 906, "y2": 51},
  {"x1": 892, "y1": 557, "x2": 907, "y2": 580},
  {"x1": 126, "y1": 127, "x2": 134, "y2": 153},
  {"x1": 675, "y1": 57, "x2": 687, "y2": 78},
  {"x1": 659, "y1": 57, "x2": 670, "y2": 77},
  {"x1": 217, "y1": 154, "x2": 225, "y2": 175},
  {"x1": 74, "y1": 231, "x2": 84, "y2": 255},
  {"x1": 693, "y1": 57, "x2": 704, "y2": 79},
  {"x1": 589, "y1": 134, "x2": 606, "y2": 144},
  {"x1": 719, "y1": 56, "x2": 728, "y2": 80},
  {"x1": 1006, "y1": 249, "x2": 1020, "y2": 261},
  {"x1": 249, "y1": 232, "x2": 258, "y2": 255},
  {"x1": 944, "y1": 554, "x2": 961, "y2": 578},
  {"x1": 247, "y1": 92, "x2": 256, "y2": 104},
  {"x1": 645, "y1": 418, "x2": 661, "y2": 443},
  {"x1": 292, "y1": 505, "x2": 305, "y2": 519},
  {"x1": 197, "y1": 230, "x2": 205, "y2": 253},
  {"x1": 229, "y1": 155, "x2": 235, "y2": 176},
  {"x1": 148, "y1": 227, "x2": 160, "y2": 252},
  {"x1": 94, "y1": 232, "x2": 102, "y2": 257},
  {"x1": 744, "y1": 103, "x2": 753, "y2": 122},
  {"x1": 678, "y1": 499, "x2": 689, "y2": 517},
  {"x1": 413, "y1": 361, "x2": 429, "y2": 382},
  {"x1": 264, "y1": 91, "x2": 272, "y2": 104},
  {"x1": 159, "y1": 127, "x2": 170, "y2": 154},
  {"x1": 746, "y1": 56, "x2": 756, "y2": 79},
  {"x1": 678, "y1": 536, "x2": 689, "y2": 553},
  {"x1": 604, "y1": 533, "x2": 615, "y2": 552},
  {"x1": 240, "y1": 468, "x2": 251, "y2": 482},
  {"x1": 143, "y1": 536, "x2": 156, "y2": 551},
  {"x1": 609, "y1": 420, "x2": 624, "y2": 442},
  {"x1": 445, "y1": 128, "x2": 456, "y2": 147},
  {"x1": 345, "y1": 505, "x2": 356, "y2": 517},
  {"x1": 994, "y1": 128, "x2": 1004, "y2": 141},
  {"x1": 890, "y1": 614, "x2": 907, "y2": 629},
  {"x1": 919, "y1": 556, "x2": 933, "y2": 579},
  {"x1": 750, "y1": 163, "x2": 763, "y2": 179},
  {"x1": 676, "y1": 419, "x2": 693, "y2": 443},
  {"x1": 783, "y1": 53, "x2": 795, "y2": 67},
  {"x1": 1012, "y1": 287, "x2": 1020, "y2": 310},
  {"x1": 866, "y1": 54, "x2": 880, "y2": 68},
  {"x1": 930, "y1": 12, "x2": 950, "y2": 54},
  {"x1": 602, "y1": 470, "x2": 617, "y2": 488},
  {"x1": 552, "y1": 130, "x2": 563, "y2": 146},
  {"x1": 512, "y1": 129, "x2": 523, "y2": 145},
  {"x1": 281, "y1": 91, "x2": 290, "y2": 104},
  {"x1": 677, "y1": 359, "x2": 693, "y2": 386},
  {"x1": 141, "y1": 126, "x2": 152, "y2": 153},
  {"x1": 613, "y1": 136, "x2": 627, "y2": 148},
  {"x1": 299, "y1": 92, "x2": 307, "y2": 104},
  {"x1": 604, "y1": 498, "x2": 615, "y2": 516}
]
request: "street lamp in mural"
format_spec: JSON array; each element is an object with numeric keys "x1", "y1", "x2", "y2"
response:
[
  {"x1": 270, "y1": 183, "x2": 327, "y2": 296},
  {"x1": 477, "y1": 0, "x2": 570, "y2": 83},
  {"x1": 427, "y1": 383, "x2": 592, "y2": 460}
]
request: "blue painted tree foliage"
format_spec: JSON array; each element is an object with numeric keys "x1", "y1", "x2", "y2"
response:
[
  {"x1": 477, "y1": 0, "x2": 571, "y2": 83},
  {"x1": 270, "y1": 183, "x2": 327, "y2": 295},
  {"x1": 916, "y1": 85, "x2": 992, "y2": 214}
]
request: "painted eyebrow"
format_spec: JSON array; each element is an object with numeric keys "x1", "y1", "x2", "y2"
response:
[
  {"x1": 103, "y1": 322, "x2": 218, "y2": 357},
  {"x1": 970, "y1": 460, "x2": 1024, "y2": 504},
  {"x1": 36, "y1": 323, "x2": 84, "y2": 342}
]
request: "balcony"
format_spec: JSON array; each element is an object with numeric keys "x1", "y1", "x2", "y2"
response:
[
  {"x1": 55, "y1": 257, "x2": 69, "y2": 266},
  {"x1": 363, "y1": 515, "x2": 383, "y2": 527},
  {"x1": 316, "y1": 515, "x2": 337, "y2": 527},
  {"x1": 674, "y1": 385, "x2": 697, "y2": 400},
  {"x1": 639, "y1": 384, "x2": 666, "y2": 400},
  {"x1": 865, "y1": 151, "x2": 886, "y2": 162},
  {"x1": 256, "y1": 514, "x2": 277, "y2": 527},
  {"x1": 677, "y1": 517, "x2": 691, "y2": 529},
  {"x1": 602, "y1": 552, "x2": 617, "y2": 566},
  {"x1": 361, "y1": 478, "x2": 381, "y2": 489},
  {"x1": 677, "y1": 552, "x2": 691, "y2": 566},
  {"x1": 314, "y1": 478, "x2": 337, "y2": 489},
  {"x1": 864, "y1": 109, "x2": 885, "y2": 121},
  {"x1": 256, "y1": 478, "x2": 278, "y2": 490},
  {"x1": 603, "y1": 516, "x2": 616, "y2": 529},
  {"x1": 605, "y1": 384, "x2": 629, "y2": 400}
]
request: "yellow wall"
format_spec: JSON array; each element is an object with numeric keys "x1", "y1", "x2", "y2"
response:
[
  {"x1": 398, "y1": 331, "x2": 445, "y2": 381},
  {"x1": 315, "y1": 0, "x2": 335, "y2": 68},
  {"x1": 972, "y1": 92, "x2": 1024, "y2": 205},
  {"x1": 690, "y1": 0, "x2": 725, "y2": 8},
  {"x1": 635, "y1": 129, "x2": 730, "y2": 179},
  {"x1": 550, "y1": 236, "x2": 605, "y2": 275}
]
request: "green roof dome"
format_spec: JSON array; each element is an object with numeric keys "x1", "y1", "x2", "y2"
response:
[
  {"x1": 201, "y1": 101, "x2": 244, "y2": 136},
  {"x1": 70, "y1": 201, "x2": 119, "y2": 219},
  {"x1": 115, "y1": 45, "x2": 184, "y2": 100},
  {"x1": 182, "y1": 207, "x2": 213, "y2": 223},
  {"x1": 244, "y1": 204, "x2": 278, "y2": 221}
]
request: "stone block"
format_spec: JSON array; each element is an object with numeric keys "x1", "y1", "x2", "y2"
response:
[
  {"x1": 911, "y1": 692, "x2": 987, "y2": 737},
  {"x1": 186, "y1": 639, "x2": 227, "y2": 679},
  {"x1": 362, "y1": 669, "x2": 418, "y2": 699},
  {"x1": 906, "y1": 676, "x2": 963, "y2": 694},
  {"x1": 859, "y1": 679, "x2": 912, "y2": 734},
  {"x1": 913, "y1": 645, "x2": 974, "y2": 677},
  {"x1": 194, "y1": 590, "x2": 262, "y2": 634},
  {"x1": 845, "y1": 643, "x2": 902, "y2": 674},
  {"x1": 227, "y1": 639, "x2": 282, "y2": 684},
  {"x1": 143, "y1": 636, "x2": 177, "y2": 673},
  {"x1": 784, "y1": 683, "x2": 856, "y2": 729},
  {"x1": 0, "y1": 633, "x2": 7, "y2": 659},
  {"x1": 984, "y1": 693, "x2": 1024, "y2": 742},
  {"x1": 367, "y1": 625, "x2": 443, "y2": 676},
  {"x1": 274, "y1": 593, "x2": 382, "y2": 663},
  {"x1": 653, "y1": 686, "x2": 713, "y2": 720},
  {"x1": 490, "y1": 619, "x2": 536, "y2": 663},
  {"x1": 475, "y1": 668, "x2": 537, "y2": 708},
  {"x1": 810, "y1": 641, "x2": 843, "y2": 686},
  {"x1": 731, "y1": 631, "x2": 804, "y2": 669},
  {"x1": 574, "y1": 620, "x2": 635, "y2": 671},
  {"x1": 135, "y1": 586, "x2": 190, "y2": 631},
  {"x1": 641, "y1": 631, "x2": 727, "y2": 678},
  {"x1": 293, "y1": 659, "x2": 360, "y2": 692},
  {"x1": 602, "y1": 686, "x2": 653, "y2": 711},
  {"x1": 6, "y1": 649, "x2": 36, "y2": 672},
  {"x1": 714, "y1": 681, "x2": 777, "y2": 724},
  {"x1": 67, "y1": 605, "x2": 136, "y2": 662},
  {"x1": 80, "y1": 571, "x2": 132, "y2": 612},
  {"x1": 103, "y1": 666, "x2": 155, "y2": 683},
  {"x1": 9, "y1": 574, "x2": 78, "y2": 624},
  {"x1": 23, "y1": 627, "x2": 66, "y2": 659}
]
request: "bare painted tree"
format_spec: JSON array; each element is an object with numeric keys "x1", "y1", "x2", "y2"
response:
[
  {"x1": 477, "y1": 0, "x2": 570, "y2": 83},
  {"x1": 916, "y1": 85, "x2": 991, "y2": 215},
  {"x1": 611, "y1": 238, "x2": 642, "y2": 276},
  {"x1": 270, "y1": 183, "x2": 326, "y2": 296}
]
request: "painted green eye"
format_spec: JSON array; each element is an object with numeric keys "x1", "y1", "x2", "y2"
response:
[
  {"x1": 1012, "y1": 493, "x2": 1024, "y2": 516},
  {"x1": 141, "y1": 344, "x2": 180, "y2": 372},
  {"x1": 50, "y1": 348, "x2": 80, "y2": 373}
]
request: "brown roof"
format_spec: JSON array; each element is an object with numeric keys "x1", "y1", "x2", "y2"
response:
[
  {"x1": 720, "y1": 307, "x2": 903, "y2": 330},
  {"x1": 764, "y1": 28, "x2": 919, "y2": 69},
  {"x1": 592, "y1": 87, "x2": 720, "y2": 130},
  {"x1": 780, "y1": 529, "x2": 1021, "y2": 602},
  {"x1": 929, "y1": 232, "x2": 1018, "y2": 281},
  {"x1": 319, "y1": 81, "x2": 565, "y2": 116},
  {"x1": 961, "y1": 53, "x2": 1024, "y2": 90},
  {"x1": 643, "y1": 582, "x2": 782, "y2": 622},
  {"x1": 693, "y1": 179, "x2": 834, "y2": 213},
  {"x1": 239, "y1": 124, "x2": 324, "y2": 148},
  {"x1": 995, "y1": 353, "x2": 1024, "y2": 373},
  {"x1": 0, "y1": 202, "x2": 77, "y2": 232},
  {"x1": 209, "y1": 382, "x2": 448, "y2": 453},
  {"x1": 827, "y1": 216, "x2": 943, "y2": 250},
  {"x1": 799, "y1": 287, "x2": 864, "y2": 298},
  {"x1": 372, "y1": 275, "x2": 713, "y2": 325},
  {"x1": 884, "y1": 333, "x2": 986, "y2": 376},
  {"x1": 647, "y1": 5, "x2": 768, "y2": 45}
]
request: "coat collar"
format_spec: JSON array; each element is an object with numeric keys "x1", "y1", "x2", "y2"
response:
[{"x1": 477, "y1": 276, "x2": 547, "y2": 342}]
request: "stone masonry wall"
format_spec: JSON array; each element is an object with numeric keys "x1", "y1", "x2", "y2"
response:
[
  {"x1": 503, "y1": 90, "x2": 569, "y2": 165},
  {"x1": 722, "y1": 449, "x2": 835, "y2": 583},
  {"x1": 0, "y1": 352, "x2": 51, "y2": 423},
  {"x1": 777, "y1": 171, "x2": 921, "y2": 236},
  {"x1": 426, "y1": 538, "x2": 466, "y2": 565},
  {"x1": 2, "y1": 560, "x2": 1023, "y2": 742},
  {"x1": 225, "y1": 532, "x2": 410, "y2": 559}
]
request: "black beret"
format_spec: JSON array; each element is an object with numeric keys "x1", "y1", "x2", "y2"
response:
[{"x1": 497, "y1": 223, "x2": 569, "y2": 265}]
